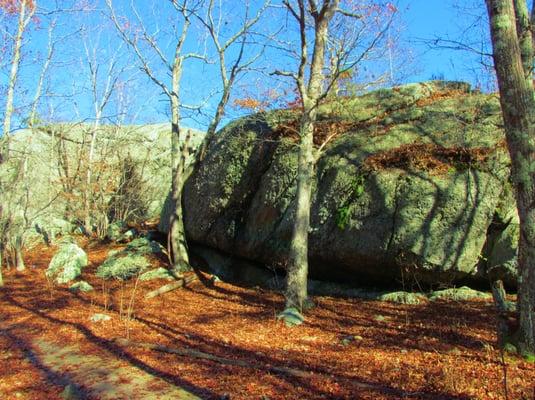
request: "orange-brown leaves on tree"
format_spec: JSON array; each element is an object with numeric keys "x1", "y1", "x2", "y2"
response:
[{"x1": 0, "y1": 0, "x2": 35, "y2": 14}]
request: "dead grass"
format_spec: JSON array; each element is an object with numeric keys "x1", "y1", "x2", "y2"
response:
[
  {"x1": 0, "y1": 241, "x2": 534, "y2": 399},
  {"x1": 364, "y1": 142, "x2": 506, "y2": 175}
]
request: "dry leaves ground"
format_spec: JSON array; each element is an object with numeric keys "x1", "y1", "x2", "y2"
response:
[{"x1": 0, "y1": 241, "x2": 534, "y2": 399}]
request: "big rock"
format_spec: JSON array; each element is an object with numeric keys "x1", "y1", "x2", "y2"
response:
[{"x1": 182, "y1": 81, "x2": 515, "y2": 286}]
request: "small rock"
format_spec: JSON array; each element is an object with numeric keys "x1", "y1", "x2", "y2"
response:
[
  {"x1": 139, "y1": 268, "x2": 174, "y2": 281},
  {"x1": 61, "y1": 384, "x2": 83, "y2": 400},
  {"x1": 277, "y1": 307, "x2": 304, "y2": 327},
  {"x1": 504, "y1": 343, "x2": 517, "y2": 354},
  {"x1": 107, "y1": 221, "x2": 128, "y2": 242},
  {"x1": 377, "y1": 291, "x2": 426, "y2": 305},
  {"x1": 118, "y1": 229, "x2": 137, "y2": 243},
  {"x1": 90, "y1": 313, "x2": 111, "y2": 323},
  {"x1": 69, "y1": 281, "x2": 94, "y2": 292},
  {"x1": 429, "y1": 286, "x2": 492, "y2": 302},
  {"x1": 96, "y1": 254, "x2": 150, "y2": 281},
  {"x1": 340, "y1": 335, "x2": 356, "y2": 346},
  {"x1": 46, "y1": 242, "x2": 88, "y2": 284}
]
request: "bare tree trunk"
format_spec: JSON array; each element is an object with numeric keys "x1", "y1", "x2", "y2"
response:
[
  {"x1": 84, "y1": 122, "x2": 99, "y2": 235},
  {"x1": 486, "y1": 0, "x2": 535, "y2": 354},
  {"x1": 169, "y1": 59, "x2": 190, "y2": 272},
  {"x1": 286, "y1": 112, "x2": 314, "y2": 310},
  {"x1": 0, "y1": 249, "x2": 4, "y2": 287},
  {"x1": 29, "y1": 17, "x2": 56, "y2": 126},
  {"x1": 2, "y1": 0, "x2": 31, "y2": 142},
  {"x1": 14, "y1": 235, "x2": 25, "y2": 272},
  {"x1": 284, "y1": 0, "x2": 339, "y2": 312},
  {"x1": 491, "y1": 279, "x2": 509, "y2": 346}
]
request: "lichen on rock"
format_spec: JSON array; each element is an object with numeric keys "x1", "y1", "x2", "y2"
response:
[
  {"x1": 179, "y1": 81, "x2": 515, "y2": 287},
  {"x1": 46, "y1": 242, "x2": 88, "y2": 284}
]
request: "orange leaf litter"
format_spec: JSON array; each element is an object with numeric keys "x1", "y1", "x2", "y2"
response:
[{"x1": 1, "y1": 241, "x2": 534, "y2": 399}]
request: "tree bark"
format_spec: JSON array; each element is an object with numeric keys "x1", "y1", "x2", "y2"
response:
[
  {"x1": 491, "y1": 279, "x2": 510, "y2": 346},
  {"x1": 285, "y1": 0, "x2": 339, "y2": 311},
  {"x1": 0, "y1": 250, "x2": 4, "y2": 287},
  {"x1": 486, "y1": 0, "x2": 535, "y2": 354},
  {"x1": 84, "y1": 120, "x2": 100, "y2": 236},
  {"x1": 169, "y1": 57, "x2": 191, "y2": 273},
  {"x1": 2, "y1": 0, "x2": 29, "y2": 143},
  {"x1": 145, "y1": 275, "x2": 197, "y2": 299},
  {"x1": 14, "y1": 235, "x2": 25, "y2": 272},
  {"x1": 286, "y1": 112, "x2": 315, "y2": 309}
]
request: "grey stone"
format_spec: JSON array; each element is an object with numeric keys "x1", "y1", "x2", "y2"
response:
[
  {"x1": 107, "y1": 221, "x2": 128, "y2": 242},
  {"x1": 46, "y1": 243, "x2": 88, "y2": 284},
  {"x1": 69, "y1": 281, "x2": 94, "y2": 292},
  {"x1": 429, "y1": 286, "x2": 492, "y2": 301},
  {"x1": 89, "y1": 313, "x2": 111, "y2": 323},
  {"x1": 139, "y1": 267, "x2": 175, "y2": 281},
  {"x1": 96, "y1": 253, "x2": 150, "y2": 280},
  {"x1": 181, "y1": 81, "x2": 513, "y2": 286}
]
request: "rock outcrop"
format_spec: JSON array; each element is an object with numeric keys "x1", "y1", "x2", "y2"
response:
[{"x1": 182, "y1": 81, "x2": 516, "y2": 286}]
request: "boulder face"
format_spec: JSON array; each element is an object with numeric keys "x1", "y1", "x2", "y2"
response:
[
  {"x1": 46, "y1": 241, "x2": 88, "y2": 284},
  {"x1": 183, "y1": 81, "x2": 514, "y2": 286}
]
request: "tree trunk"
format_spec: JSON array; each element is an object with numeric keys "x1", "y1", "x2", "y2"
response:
[
  {"x1": 491, "y1": 279, "x2": 510, "y2": 346},
  {"x1": 84, "y1": 125, "x2": 99, "y2": 236},
  {"x1": 284, "y1": 0, "x2": 338, "y2": 312},
  {"x1": 15, "y1": 235, "x2": 25, "y2": 272},
  {"x1": 2, "y1": 0, "x2": 28, "y2": 142},
  {"x1": 169, "y1": 58, "x2": 190, "y2": 273},
  {"x1": 0, "y1": 250, "x2": 4, "y2": 287},
  {"x1": 286, "y1": 111, "x2": 315, "y2": 310},
  {"x1": 486, "y1": 0, "x2": 535, "y2": 354}
]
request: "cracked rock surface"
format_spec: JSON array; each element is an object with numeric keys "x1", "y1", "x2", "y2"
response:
[{"x1": 179, "y1": 81, "x2": 515, "y2": 286}]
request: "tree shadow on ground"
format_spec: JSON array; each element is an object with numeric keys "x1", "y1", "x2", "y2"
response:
[{"x1": 0, "y1": 291, "x2": 217, "y2": 399}]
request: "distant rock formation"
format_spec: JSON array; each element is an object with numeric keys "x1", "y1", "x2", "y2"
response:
[{"x1": 4, "y1": 123, "x2": 203, "y2": 246}]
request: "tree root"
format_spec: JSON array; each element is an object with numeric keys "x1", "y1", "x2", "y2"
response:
[{"x1": 144, "y1": 275, "x2": 197, "y2": 299}]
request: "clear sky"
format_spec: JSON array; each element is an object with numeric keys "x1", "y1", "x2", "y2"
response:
[
  {"x1": 402, "y1": 0, "x2": 493, "y2": 89},
  {"x1": 0, "y1": 0, "x2": 495, "y2": 132}
]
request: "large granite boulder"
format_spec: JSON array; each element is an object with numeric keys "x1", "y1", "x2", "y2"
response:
[{"x1": 182, "y1": 81, "x2": 516, "y2": 286}]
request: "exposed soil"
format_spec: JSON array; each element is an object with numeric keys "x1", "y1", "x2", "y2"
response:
[{"x1": 1, "y1": 241, "x2": 534, "y2": 399}]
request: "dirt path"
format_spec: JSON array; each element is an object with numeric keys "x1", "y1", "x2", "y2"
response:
[{"x1": 31, "y1": 338, "x2": 200, "y2": 400}]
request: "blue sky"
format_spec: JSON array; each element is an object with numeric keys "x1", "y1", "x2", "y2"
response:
[
  {"x1": 1, "y1": 0, "x2": 494, "y2": 131},
  {"x1": 402, "y1": 0, "x2": 493, "y2": 88}
]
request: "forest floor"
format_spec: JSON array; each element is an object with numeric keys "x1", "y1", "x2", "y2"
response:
[{"x1": 0, "y1": 240, "x2": 534, "y2": 400}]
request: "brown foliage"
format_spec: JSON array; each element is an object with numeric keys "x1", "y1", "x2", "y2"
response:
[
  {"x1": 364, "y1": 142, "x2": 506, "y2": 174},
  {"x1": 0, "y1": 242, "x2": 534, "y2": 399}
]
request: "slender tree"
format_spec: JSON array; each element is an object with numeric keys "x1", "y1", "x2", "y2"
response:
[
  {"x1": 107, "y1": 0, "x2": 203, "y2": 272},
  {"x1": 1, "y1": 0, "x2": 35, "y2": 143},
  {"x1": 282, "y1": 0, "x2": 340, "y2": 313},
  {"x1": 485, "y1": 0, "x2": 535, "y2": 354},
  {"x1": 80, "y1": 22, "x2": 130, "y2": 236},
  {"x1": 275, "y1": 0, "x2": 396, "y2": 315},
  {"x1": 107, "y1": 0, "x2": 267, "y2": 274}
]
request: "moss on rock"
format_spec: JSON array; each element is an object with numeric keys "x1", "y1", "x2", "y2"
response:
[
  {"x1": 182, "y1": 81, "x2": 514, "y2": 287},
  {"x1": 46, "y1": 243, "x2": 88, "y2": 284}
]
